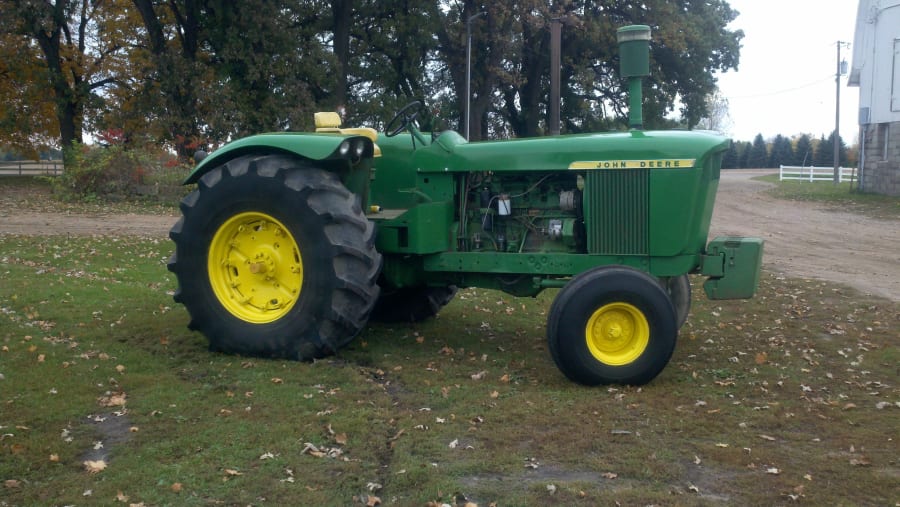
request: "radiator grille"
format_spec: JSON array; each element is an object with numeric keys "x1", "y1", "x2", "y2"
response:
[{"x1": 585, "y1": 170, "x2": 649, "y2": 255}]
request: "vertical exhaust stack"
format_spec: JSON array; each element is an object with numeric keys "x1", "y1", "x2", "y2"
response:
[{"x1": 617, "y1": 25, "x2": 651, "y2": 130}]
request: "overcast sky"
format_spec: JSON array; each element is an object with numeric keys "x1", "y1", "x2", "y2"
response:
[{"x1": 713, "y1": 0, "x2": 860, "y2": 143}]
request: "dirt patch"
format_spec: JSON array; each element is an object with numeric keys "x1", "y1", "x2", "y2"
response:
[
  {"x1": 710, "y1": 170, "x2": 899, "y2": 302},
  {"x1": 0, "y1": 180, "x2": 177, "y2": 237},
  {"x1": 2, "y1": 172, "x2": 897, "y2": 301}
]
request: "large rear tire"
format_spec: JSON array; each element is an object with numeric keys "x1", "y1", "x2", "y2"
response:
[
  {"x1": 369, "y1": 285, "x2": 458, "y2": 323},
  {"x1": 168, "y1": 155, "x2": 381, "y2": 360},
  {"x1": 547, "y1": 266, "x2": 677, "y2": 385}
]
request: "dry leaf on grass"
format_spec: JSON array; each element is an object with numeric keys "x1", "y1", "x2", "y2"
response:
[
  {"x1": 98, "y1": 392, "x2": 127, "y2": 407},
  {"x1": 83, "y1": 460, "x2": 107, "y2": 474}
]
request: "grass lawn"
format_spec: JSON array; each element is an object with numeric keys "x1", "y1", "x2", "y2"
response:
[
  {"x1": 1, "y1": 231, "x2": 897, "y2": 506},
  {"x1": 755, "y1": 174, "x2": 900, "y2": 220}
]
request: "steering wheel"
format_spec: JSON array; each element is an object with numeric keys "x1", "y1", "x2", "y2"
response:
[{"x1": 385, "y1": 100, "x2": 422, "y2": 137}]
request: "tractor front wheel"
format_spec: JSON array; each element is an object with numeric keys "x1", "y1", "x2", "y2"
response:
[
  {"x1": 661, "y1": 274, "x2": 691, "y2": 329},
  {"x1": 168, "y1": 155, "x2": 381, "y2": 360},
  {"x1": 547, "y1": 266, "x2": 677, "y2": 385}
]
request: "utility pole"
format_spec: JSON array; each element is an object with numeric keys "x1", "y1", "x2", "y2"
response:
[
  {"x1": 465, "y1": 12, "x2": 485, "y2": 140},
  {"x1": 834, "y1": 41, "x2": 850, "y2": 184},
  {"x1": 549, "y1": 18, "x2": 562, "y2": 136}
]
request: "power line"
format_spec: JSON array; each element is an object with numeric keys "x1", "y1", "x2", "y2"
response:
[{"x1": 727, "y1": 74, "x2": 834, "y2": 100}]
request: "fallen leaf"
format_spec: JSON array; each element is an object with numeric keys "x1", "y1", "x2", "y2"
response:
[
  {"x1": 365, "y1": 495, "x2": 381, "y2": 506},
  {"x1": 4, "y1": 480, "x2": 21, "y2": 489},
  {"x1": 759, "y1": 435, "x2": 776, "y2": 441},
  {"x1": 601, "y1": 472, "x2": 618, "y2": 479},
  {"x1": 546, "y1": 484, "x2": 557, "y2": 495},
  {"x1": 271, "y1": 377, "x2": 283, "y2": 384},
  {"x1": 448, "y1": 439, "x2": 459, "y2": 449},
  {"x1": 335, "y1": 433, "x2": 348, "y2": 445},
  {"x1": 470, "y1": 371, "x2": 486, "y2": 381},
  {"x1": 116, "y1": 490, "x2": 129, "y2": 502},
  {"x1": 849, "y1": 457, "x2": 871, "y2": 467},
  {"x1": 224, "y1": 469, "x2": 243, "y2": 476},
  {"x1": 171, "y1": 483, "x2": 182, "y2": 492},
  {"x1": 83, "y1": 460, "x2": 107, "y2": 474},
  {"x1": 98, "y1": 393, "x2": 127, "y2": 407},
  {"x1": 766, "y1": 467, "x2": 780, "y2": 475},
  {"x1": 49, "y1": 454, "x2": 60, "y2": 462}
]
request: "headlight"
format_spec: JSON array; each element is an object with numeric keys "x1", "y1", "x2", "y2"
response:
[
  {"x1": 353, "y1": 139, "x2": 366, "y2": 158},
  {"x1": 339, "y1": 140, "x2": 351, "y2": 156}
]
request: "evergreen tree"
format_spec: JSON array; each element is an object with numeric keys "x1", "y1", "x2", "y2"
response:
[
  {"x1": 768, "y1": 134, "x2": 793, "y2": 168},
  {"x1": 813, "y1": 134, "x2": 831, "y2": 166},
  {"x1": 722, "y1": 141, "x2": 739, "y2": 169},
  {"x1": 738, "y1": 141, "x2": 752, "y2": 169},
  {"x1": 747, "y1": 134, "x2": 769, "y2": 168},
  {"x1": 793, "y1": 134, "x2": 813, "y2": 166},
  {"x1": 833, "y1": 131, "x2": 849, "y2": 166}
]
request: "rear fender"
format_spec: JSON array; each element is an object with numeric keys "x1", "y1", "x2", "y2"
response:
[{"x1": 184, "y1": 133, "x2": 375, "y2": 185}]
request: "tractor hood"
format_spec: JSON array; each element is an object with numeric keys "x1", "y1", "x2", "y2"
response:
[{"x1": 402, "y1": 129, "x2": 730, "y2": 173}]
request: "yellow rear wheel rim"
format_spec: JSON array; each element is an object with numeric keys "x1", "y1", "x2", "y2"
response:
[
  {"x1": 585, "y1": 302, "x2": 650, "y2": 366},
  {"x1": 208, "y1": 212, "x2": 302, "y2": 323}
]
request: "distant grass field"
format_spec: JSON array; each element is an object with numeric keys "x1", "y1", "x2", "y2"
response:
[
  {"x1": 1, "y1": 230, "x2": 897, "y2": 506},
  {"x1": 755, "y1": 174, "x2": 900, "y2": 220}
]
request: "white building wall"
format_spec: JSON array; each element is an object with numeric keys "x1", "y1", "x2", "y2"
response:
[{"x1": 850, "y1": 0, "x2": 900, "y2": 195}]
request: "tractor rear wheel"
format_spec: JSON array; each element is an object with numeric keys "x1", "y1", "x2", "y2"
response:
[
  {"x1": 168, "y1": 155, "x2": 381, "y2": 360},
  {"x1": 547, "y1": 266, "x2": 677, "y2": 385},
  {"x1": 369, "y1": 285, "x2": 458, "y2": 323}
]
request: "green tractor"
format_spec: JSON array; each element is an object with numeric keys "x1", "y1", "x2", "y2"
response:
[{"x1": 168, "y1": 25, "x2": 762, "y2": 385}]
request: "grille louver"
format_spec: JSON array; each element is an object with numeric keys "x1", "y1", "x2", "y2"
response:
[{"x1": 585, "y1": 170, "x2": 649, "y2": 255}]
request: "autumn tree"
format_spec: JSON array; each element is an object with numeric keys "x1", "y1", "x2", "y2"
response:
[
  {"x1": 0, "y1": 31, "x2": 58, "y2": 157},
  {"x1": 1, "y1": 0, "x2": 131, "y2": 163}
]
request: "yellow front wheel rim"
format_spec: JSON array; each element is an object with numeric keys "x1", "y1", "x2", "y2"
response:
[
  {"x1": 208, "y1": 212, "x2": 302, "y2": 323},
  {"x1": 585, "y1": 302, "x2": 650, "y2": 366}
]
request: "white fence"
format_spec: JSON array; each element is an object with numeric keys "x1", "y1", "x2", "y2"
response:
[
  {"x1": 0, "y1": 160, "x2": 64, "y2": 176},
  {"x1": 779, "y1": 165, "x2": 856, "y2": 183}
]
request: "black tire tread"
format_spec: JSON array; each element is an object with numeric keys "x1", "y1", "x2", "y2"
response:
[{"x1": 168, "y1": 155, "x2": 381, "y2": 360}]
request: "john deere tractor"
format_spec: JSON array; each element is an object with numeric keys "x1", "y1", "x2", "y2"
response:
[{"x1": 168, "y1": 25, "x2": 762, "y2": 385}]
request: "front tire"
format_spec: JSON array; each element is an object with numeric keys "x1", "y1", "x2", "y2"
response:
[
  {"x1": 661, "y1": 274, "x2": 691, "y2": 329},
  {"x1": 168, "y1": 155, "x2": 381, "y2": 360},
  {"x1": 547, "y1": 266, "x2": 677, "y2": 385}
]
